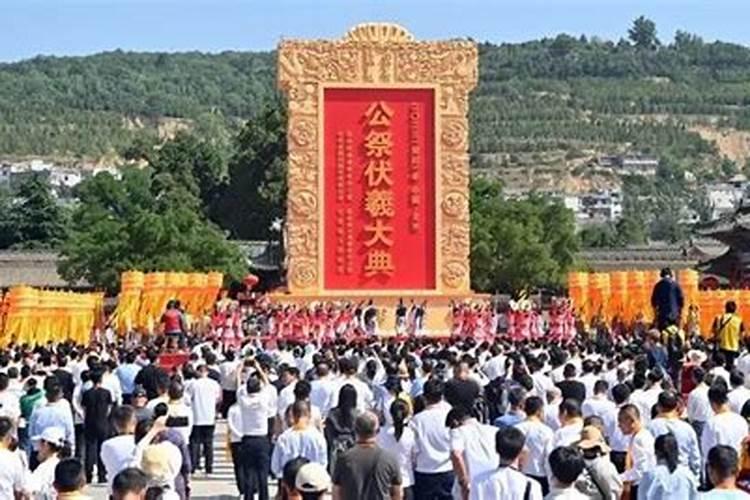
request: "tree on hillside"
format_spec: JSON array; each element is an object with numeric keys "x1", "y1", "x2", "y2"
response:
[
  {"x1": 628, "y1": 16, "x2": 660, "y2": 50},
  {"x1": 0, "y1": 187, "x2": 15, "y2": 249},
  {"x1": 469, "y1": 177, "x2": 578, "y2": 293},
  {"x1": 216, "y1": 101, "x2": 287, "y2": 240},
  {"x1": 3, "y1": 174, "x2": 67, "y2": 250},
  {"x1": 579, "y1": 224, "x2": 619, "y2": 248},
  {"x1": 148, "y1": 132, "x2": 229, "y2": 220},
  {"x1": 59, "y1": 168, "x2": 245, "y2": 293}
]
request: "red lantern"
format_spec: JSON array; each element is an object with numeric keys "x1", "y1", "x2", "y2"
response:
[{"x1": 243, "y1": 274, "x2": 259, "y2": 290}]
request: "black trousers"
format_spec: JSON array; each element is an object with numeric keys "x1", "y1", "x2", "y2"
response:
[
  {"x1": 240, "y1": 435, "x2": 270, "y2": 500},
  {"x1": 230, "y1": 441, "x2": 246, "y2": 495},
  {"x1": 721, "y1": 349, "x2": 739, "y2": 371},
  {"x1": 222, "y1": 389, "x2": 237, "y2": 418},
  {"x1": 528, "y1": 474, "x2": 549, "y2": 496},
  {"x1": 414, "y1": 470, "x2": 454, "y2": 500},
  {"x1": 74, "y1": 424, "x2": 84, "y2": 461},
  {"x1": 190, "y1": 425, "x2": 215, "y2": 473},
  {"x1": 84, "y1": 434, "x2": 106, "y2": 483}
]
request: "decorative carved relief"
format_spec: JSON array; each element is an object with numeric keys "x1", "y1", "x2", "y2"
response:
[
  {"x1": 279, "y1": 23, "x2": 477, "y2": 294},
  {"x1": 442, "y1": 261, "x2": 469, "y2": 289},
  {"x1": 441, "y1": 191, "x2": 469, "y2": 220}
]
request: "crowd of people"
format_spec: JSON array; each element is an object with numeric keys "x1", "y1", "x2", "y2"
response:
[{"x1": 1, "y1": 268, "x2": 750, "y2": 499}]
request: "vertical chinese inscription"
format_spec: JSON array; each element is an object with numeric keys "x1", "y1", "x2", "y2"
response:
[
  {"x1": 362, "y1": 102, "x2": 395, "y2": 278},
  {"x1": 408, "y1": 103, "x2": 421, "y2": 233},
  {"x1": 335, "y1": 131, "x2": 354, "y2": 275}
]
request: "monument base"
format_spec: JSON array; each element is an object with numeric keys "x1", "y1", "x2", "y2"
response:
[{"x1": 270, "y1": 291, "x2": 489, "y2": 337}]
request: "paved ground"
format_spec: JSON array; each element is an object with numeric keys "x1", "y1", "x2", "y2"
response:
[{"x1": 87, "y1": 420, "x2": 277, "y2": 500}]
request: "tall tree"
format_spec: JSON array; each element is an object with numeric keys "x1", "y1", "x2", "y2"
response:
[
  {"x1": 59, "y1": 168, "x2": 245, "y2": 293},
  {"x1": 216, "y1": 101, "x2": 287, "y2": 240},
  {"x1": 469, "y1": 177, "x2": 577, "y2": 293},
  {"x1": 6, "y1": 174, "x2": 67, "y2": 249},
  {"x1": 628, "y1": 16, "x2": 660, "y2": 50}
]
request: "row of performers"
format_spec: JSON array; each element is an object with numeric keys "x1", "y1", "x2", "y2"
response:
[{"x1": 209, "y1": 298, "x2": 576, "y2": 346}]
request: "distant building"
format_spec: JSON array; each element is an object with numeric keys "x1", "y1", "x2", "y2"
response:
[
  {"x1": 576, "y1": 189, "x2": 623, "y2": 224},
  {"x1": 0, "y1": 160, "x2": 120, "y2": 199},
  {"x1": 597, "y1": 154, "x2": 659, "y2": 177},
  {"x1": 706, "y1": 178, "x2": 748, "y2": 220}
]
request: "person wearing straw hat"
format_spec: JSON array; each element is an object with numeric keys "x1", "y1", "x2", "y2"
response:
[{"x1": 574, "y1": 425, "x2": 622, "y2": 500}]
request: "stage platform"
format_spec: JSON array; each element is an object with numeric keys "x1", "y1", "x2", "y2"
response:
[{"x1": 269, "y1": 291, "x2": 489, "y2": 336}]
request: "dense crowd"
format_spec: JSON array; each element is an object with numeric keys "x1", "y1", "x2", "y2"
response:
[{"x1": 1, "y1": 270, "x2": 750, "y2": 499}]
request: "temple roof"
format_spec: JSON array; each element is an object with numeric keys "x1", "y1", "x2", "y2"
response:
[{"x1": 696, "y1": 204, "x2": 750, "y2": 249}]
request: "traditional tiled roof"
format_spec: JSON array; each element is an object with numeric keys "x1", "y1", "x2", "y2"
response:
[{"x1": 0, "y1": 251, "x2": 87, "y2": 288}]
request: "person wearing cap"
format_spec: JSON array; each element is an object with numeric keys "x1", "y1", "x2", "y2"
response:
[
  {"x1": 297, "y1": 462, "x2": 332, "y2": 499},
  {"x1": 27, "y1": 426, "x2": 69, "y2": 499},
  {"x1": 647, "y1": 390, "x2": 701, "y2": 480},
  {"x1": 332, "y1": 411, "x2": 401, "y2": 500},
  {"x1": 637, "y1": 433, "x2": 697, "y2": 500},
  {"x1": 132, "y1": 386, "x2": 153, "y2": 423},
  {"x1": 574, "y1": 425, "x2": 622, "y2": 500}
]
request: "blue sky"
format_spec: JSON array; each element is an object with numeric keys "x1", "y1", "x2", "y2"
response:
[{"x1": 1, "y1": 0, "x2": 748, "y2": 62}]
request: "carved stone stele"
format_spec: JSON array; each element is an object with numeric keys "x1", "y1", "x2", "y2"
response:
[{"x1": 278, "y1": 23, "x2": 477, "y2": 294}]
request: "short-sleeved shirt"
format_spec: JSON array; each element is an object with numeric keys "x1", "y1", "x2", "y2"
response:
[
  {"x1": 81, "y1": 387, "x2": 113, "y2": 437},
  {"x1": 333, "y1": 445, "x2": 401, "y2": 500}
]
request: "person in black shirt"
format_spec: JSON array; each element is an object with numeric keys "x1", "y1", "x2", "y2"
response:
[
  {"x1": 555, "y1": 363, "x2": 586, "y2": 404},
  {"x1": 81, "y1": 369, "x2": 113, "y2": 483},
  {"x1": 134, "y1": 350, "x2": 168, "y2": 400},
  {"x1": 444, "y1": 360, "x2": 480, "y2": 410},
  {"x1": 52, "y1": 354, "x2": 75, "y2": 403}
]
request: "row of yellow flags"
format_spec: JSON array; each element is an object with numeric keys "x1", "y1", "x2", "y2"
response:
[
  {"x1": 111, "y1": 271, "x2": 224, "y2": 334},
  {"x1": 0, "y1": 287, "x2": 104, "y2": 347},
  {"x1": 568, "y1": 270, "x2": 750, "y2": 337}
]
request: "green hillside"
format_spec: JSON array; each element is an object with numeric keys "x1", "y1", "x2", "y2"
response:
[{"x1": 1, "y1": 22, "x2": 750, "y2": 178}]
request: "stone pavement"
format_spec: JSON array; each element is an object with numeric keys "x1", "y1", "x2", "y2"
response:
[{"x1": 86, "y1": 420, "x2": 277, "y2": 500}]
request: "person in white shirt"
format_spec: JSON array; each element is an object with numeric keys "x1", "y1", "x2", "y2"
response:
[
  {"x1": 546, "y1": 445, "x2": 589, "y2": 499},
  {"x1": 618, "y1": 404, "x2": 656, "y2": 498},
  {"x1": 703, "y1": 445, "x2": 750, "y2": 500},
  {"x1": 100, "y1": 405, "x2": 137, "y2": 494},
  {"x1": 237, "y1": 364, "x2": 273, "y2": 500},
  {"x1": 376, "y1": 399, "x2": 416, "y2": 499},
  {"x1": 282, "y1": 381, "x2": 323, "y2": 431},
  {"x1": 548, "y1": 399, "x2": 585, "y2": 452},
  {"x1": 449, "y1": 405, "x2": 500, "y2": 500},
  {"x1": 187, "y1": 364, "x2": 222, "y2": 474},
  {"x1": 226, "y1": 402, "x2": 246, "y2": 498},
  {"x1": 687, "y1": 368, "x2": 712, "y2": 441},
  {"x1": 582, "y1": 380, "x2": 617, "y2": 440},
  {"x1": 276, "y1": 365, "x2": 300, "y2": 421},
  {"x1": 0, "y1": 416, "x2": 26, "y2": 500},
  {"x1": 481, "y1": 345, "x2": 506, "y2": 381},
  {"x1": 410, "y1": 378, "x2": 453, "y2": 499},
  {"x1": 710, "y1": 353, "x2": 732, "y2": 386},
  {"x1": 470, "y1": 425, "x2": 543, "y2": 500},
  {"x1": 529, "y1": 358, "x2": 554, "y2": 401},
  {"x1": 728, "y1": 369, "x2": 750, "y2": 414},
  {"x1": 0, "y1": 372, "x2": 21, "y2": 423},
  {"x1": 647, "y1": 390, "x2": 701, "y2": 480},
  {"x1": 515, "y1": 396, "x2": 554, "y2": 495},
  {"x1": 218, "y1": 350, "x2": 240, "y2": 418},
  {"x1": 310, "y1": 361, "x2": 338, "y2": 418},
  {"x1": 330, "y1": 357, "x2": 375, "y2": 412},
  {"x1": 102, "y1": 361, "x2": 123, "y2": 406},
  {"x1": 26, "y1": 425, "x2": 66, "y2": 500},
  {"x1": 270, "y1": 400, "x2": 328, "y2": 479},
  {"x1": 544, "y1": 387, "x2": 563, "y2": 431},
  {"x1": 579, "y1": 360, "x2": 599, "y2": 400},
  {"x1": 164, "y1": 381, "x2": 193, "y2": 444},
  {"x1": 701, "y1": 382, "x2": 748, "y2": 467}
]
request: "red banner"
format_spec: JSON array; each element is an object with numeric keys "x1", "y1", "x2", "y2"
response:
[{"x1": 323, "y1": 88, "x2": 436, "y2": 290}]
